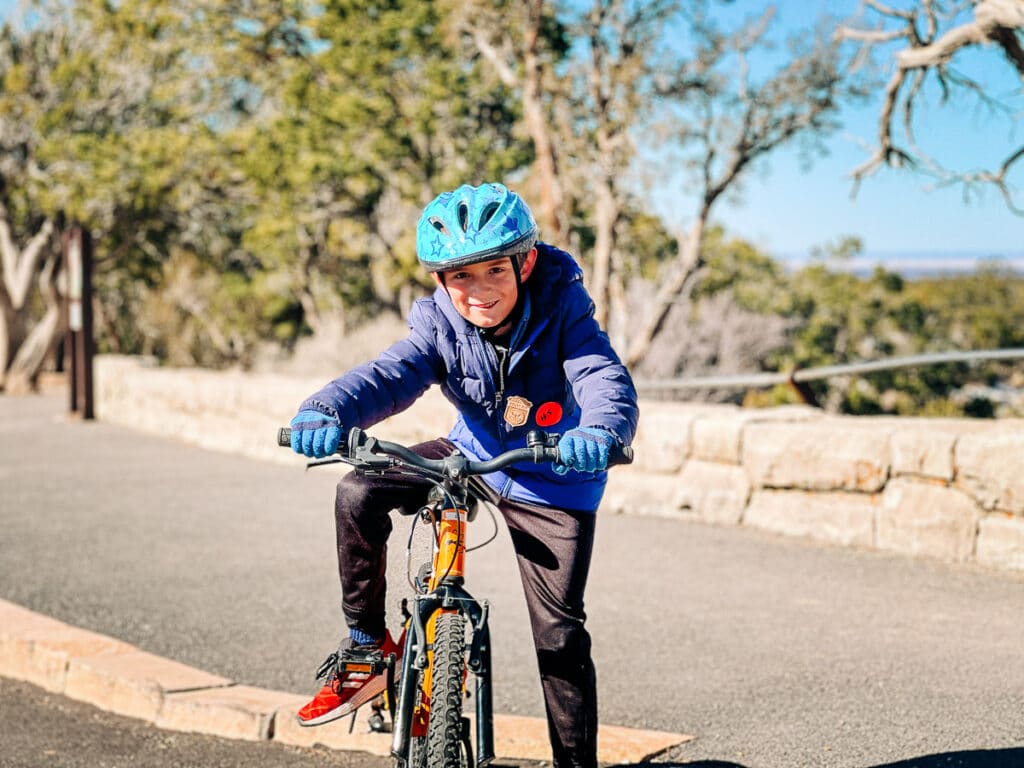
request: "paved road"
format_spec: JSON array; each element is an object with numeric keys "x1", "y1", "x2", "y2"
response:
[
  {"x1": 1, "y1": 675, "x2": 388, "y2": 768},
  {"x1": 2, "y1": 394, "x2": 1024, "y2": 768}
]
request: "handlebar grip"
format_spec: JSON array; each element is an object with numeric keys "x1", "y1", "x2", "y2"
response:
[
  {"x1": 613, "y1": 445, "x2": 634, "y2": 466},
  {"x1": 278, "y1": 427, "x2": 292, "y2": 447}
]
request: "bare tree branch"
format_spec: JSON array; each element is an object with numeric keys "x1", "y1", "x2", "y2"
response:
[
  {"x1": 626, "y1": 9, "x2": 853, "y2": 367},
  {"x1": 841, "y1": 0, "x2": 1024, "y2": 211},
  {"x1": 461, "y1": 0, "x2": 567, "y2": 242}
]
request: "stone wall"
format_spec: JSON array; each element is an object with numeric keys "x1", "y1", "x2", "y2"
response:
[{"x1": 95, "y1": 355, "x2": 1024, "y2": 573}]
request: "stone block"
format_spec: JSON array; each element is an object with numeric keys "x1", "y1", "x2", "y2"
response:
[
  {"x1": 629, "y1": 403, "x2": 730, "y2": 473},
  {"x1": 690, "y1": 415, "x2": 745, "y2": 465},
  {"x1": 744, "y1": 489, "x2": 877, "y2": 548},
  {"x1": 877, "y1": 479, "x2": 980, "y2": 562},
  {"x1": 272, "y1": 699, "x2": 393, "y2": 755},
  {"x1": 479, "y1": 713, "x2": 690, "y2": 764},
  {"x1": 677, "y1": 460, "x2": 751, "y2": 525},
  {"x1": 159, "y1": 685, "x2": 297, "y2": 741},
  {"x1": 0, "y1": 600, "x2": 136, "y2": 693},
  {"x1": 274, "y1": 707, "x2": 690, "y2": 763},
  {"x1": 601, "y1": 467, "x2": 688, "y2": 517},
  {"x1": 891, "y1": 426, "x2": 957, "y2": 480},
  {"x1": 976, "y1": 513, "x2": 1024, "y2": 572},
  {"x1": 691, "y1": 405, "x2": 821, "y2": 464},
  {"x1": 743, "y1": 420, "x2": 891, "y2": 492},
  {"x1": 594, "y1": 720, "x2": 693, "y2": 763},
  {"x1": 64, "y1": 650, "x2": 232, "y2": 721},
  {"x1": 955, "y1": 427, "x2": 1024, "y2": 514}
]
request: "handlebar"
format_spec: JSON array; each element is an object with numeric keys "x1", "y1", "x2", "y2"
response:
[{"x1": 277, "y1": 426, "x2": 633, "y2": 478}]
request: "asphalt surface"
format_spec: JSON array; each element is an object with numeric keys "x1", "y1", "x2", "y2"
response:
[
  {"x1": 0, "y1": 675, "x2": 389, "y2": 768},
  {"x1": 2, "y1": 393, "x2": 1024, "y2": 768}
]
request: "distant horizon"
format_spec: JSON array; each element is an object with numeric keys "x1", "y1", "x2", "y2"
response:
[{"x1": 776, "y1": 248, "x2": 1024, "y2": 278}]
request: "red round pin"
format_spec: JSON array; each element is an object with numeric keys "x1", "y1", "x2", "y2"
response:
[{"x1": 535, "y1": 401, "x2": 562, "y2": 427}]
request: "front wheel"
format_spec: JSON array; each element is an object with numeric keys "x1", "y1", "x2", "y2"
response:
[{"x1": 425, "y1": 612, "x2": 468, "y2": 768}]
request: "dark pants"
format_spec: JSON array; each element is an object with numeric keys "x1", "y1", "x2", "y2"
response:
[{"x1": 334, "y1": 439, "x2": 598, "y2": 768}]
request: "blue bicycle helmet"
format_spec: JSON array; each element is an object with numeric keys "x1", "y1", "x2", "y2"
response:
[{"x1": 416, "y1": 183, "x2": 538, "y2": 272}]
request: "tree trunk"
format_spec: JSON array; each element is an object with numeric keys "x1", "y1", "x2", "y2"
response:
[
  {"x1": 4, "y1": 304, "x2": 60, "y2": 394},
  {"x1": 625, "y1": 215, "x2": 706, "y2": 368},
  {"x1": 522, "y1": 0, "x2": 566, "y2": 242},
  {"x1": 4, "y1": 245, "x2": 62, "y2": 394},
  {"x1": 0, "y1": 294, "x2": 13, "y2": 390},
  {"x1": 0, "y1": 215, "x2": 56, "y2": 391},
  {"x1": 468, "y1": 1, "x2": 567, "y2": 242},
  {"x1": 608, "y1": 249, "x2": 628, "y2": 353},
  {"x1": 590, "y1": 177, "x2": 618, "y2": 330}
]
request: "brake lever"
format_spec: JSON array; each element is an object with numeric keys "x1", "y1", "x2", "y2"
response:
[{"x1": 305, "y1": 457, "x2": 347, "y2": 471}]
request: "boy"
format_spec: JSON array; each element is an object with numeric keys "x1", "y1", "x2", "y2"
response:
[{"x1": 289, "y1": 182, "x2": 638, "y2": 768}]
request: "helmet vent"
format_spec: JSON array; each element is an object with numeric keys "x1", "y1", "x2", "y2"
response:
[
  {"x1": 479, "y1": 202, "x2": 500, "y2": 228},
  {"x1": 457, "y1": 202, "x2": 470, "y2": 232},
  {"x1": 429, "y1": 217, "x2": 449, "y2": 235}
]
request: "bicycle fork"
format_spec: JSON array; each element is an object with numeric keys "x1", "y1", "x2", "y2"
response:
[
  {"x1": 390, "y1": 587, "x2": 495, "y2": 767},
  {"x1": 391, "y1": 492, "x2": 495, "y2": 767}
]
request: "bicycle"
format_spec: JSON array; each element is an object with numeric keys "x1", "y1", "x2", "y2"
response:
[{"x1": 278, "y1": 425, "x2": 632, "y2": 768}]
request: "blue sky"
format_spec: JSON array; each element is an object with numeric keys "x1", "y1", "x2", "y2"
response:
[
  {"x1": 2, "y1": 0, "x2": 1020, "y2": 264},
  {"x1": 671, "y1": 1, "x2": 1024, "y2": 263}
]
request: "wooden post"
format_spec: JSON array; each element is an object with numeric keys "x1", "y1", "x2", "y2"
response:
[
  {"x1": 64, "y1": 227, "x2": 94, "y2": 420},
  {"x1": 787, "y1": 369, "x2": 820, "y2": 408}
]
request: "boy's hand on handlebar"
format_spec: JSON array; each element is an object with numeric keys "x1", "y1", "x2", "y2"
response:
[
  {"x1": 289, "y1": 410, "x2": 342, "y2": 458},
  {"x1": 553, "y1": 427, "x2": 616, "y2": 474}
]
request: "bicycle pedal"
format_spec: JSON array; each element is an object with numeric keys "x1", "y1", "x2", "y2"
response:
[{"x1": 337, "y1": 649, "x2": 393, "y2": 677}]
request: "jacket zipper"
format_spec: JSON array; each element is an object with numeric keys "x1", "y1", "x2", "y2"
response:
[{"x1": 493, "y1": 344, "x2": 509, "y2": 410}]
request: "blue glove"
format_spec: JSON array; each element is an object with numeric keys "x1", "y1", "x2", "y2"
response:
[
  {"x1": 554, "y1": 427, "x2": 616, "y2": 474},
  {"x1": 290, "y1": 409, "x2": 342, "y2": 458}
]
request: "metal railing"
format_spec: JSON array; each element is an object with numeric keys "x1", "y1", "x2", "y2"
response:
[{"x1": 634, "y1": 348, "x2": 1024, "y2": 400}]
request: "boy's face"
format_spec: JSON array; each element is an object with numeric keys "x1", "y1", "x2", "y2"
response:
[{"x1": 435, "y1": 249, "x2": 537, "y2": 329}]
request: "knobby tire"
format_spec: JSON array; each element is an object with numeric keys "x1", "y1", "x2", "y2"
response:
[
  {"x1": 425, "y1": 612, "x2": 467, "y2": 768},
  {"x1": 408, "y1": 735, "x2": 427, "y2": 768}
]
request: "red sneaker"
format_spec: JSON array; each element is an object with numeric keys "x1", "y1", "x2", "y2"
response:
[{"x1": 296, "y1": 630, "x2": 402, "y2": 727}]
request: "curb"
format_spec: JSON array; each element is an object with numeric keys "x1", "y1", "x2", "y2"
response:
[{"x1": 0, "y1": 598, "x2": 691, "y2": 763}]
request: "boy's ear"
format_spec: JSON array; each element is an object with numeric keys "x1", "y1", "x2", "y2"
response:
[{"x1": 519, "y1": 248, "x2": 539, "y2": 281}]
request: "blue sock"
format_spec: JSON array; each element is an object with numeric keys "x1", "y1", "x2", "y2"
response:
[{"x1": 349, "y1": 626, "x2": 380, "y2": 646}]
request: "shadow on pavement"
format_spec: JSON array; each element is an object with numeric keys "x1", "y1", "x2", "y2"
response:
[
  {"x1": 867, "y1": 748, "x2": 1024, "y2": 767},
  {"x1": 611, "y1": 748, "x2": 1024, "y2": 768},
  {"x1": 609, "y1": 761, "x2": 748, "y2": 768}
]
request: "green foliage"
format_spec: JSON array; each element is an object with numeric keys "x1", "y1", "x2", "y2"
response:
[
  {"x1": 694, "y1": 233, "x2": 1024, "y2": 417},
  {"x1": 3, "y1": 0, "x2": 1022, "y2": 418},
  {"x1": 1, "y1": 0, "x2": 529, "y2": 368},
  {"x1": 695, "y1": 226, "x2": 788, "y2": 315},
  {"x1": 235, "y1": 0, "x2": 530, "y2": 331}
]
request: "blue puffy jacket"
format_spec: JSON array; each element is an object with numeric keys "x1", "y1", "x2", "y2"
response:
[{"x1": 300, "y1": 243, "x2": 639, "y2": 513}]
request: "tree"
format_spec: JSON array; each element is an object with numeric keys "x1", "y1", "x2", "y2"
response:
[
  {"x1": 465, "y1": 2, "x2": 866, "y2": 367},
  {"x1": 0, "y1": 0, "x2": 299, "y2": 383},
  {"x1": 464, "y1": 0, "x2": 681, "y2": 345},
  {"x1": 837, "y1": 0, "x2": 1024, "y2": 211},
  {"x1": 623, "y1": 4, "x2": 868, "y2": 368},
  {"x1": 632, "y1": 226, "x2": 793, "y2": 393},
  {"x1": 460, "y1": 0, "x2": 572, "y2": 243},
  {"x1": 240, "y1": 0, "x2": 531, "y2": 334},
  {"x1": 0, "y1": 14, "x2": 73, "y2": 392}
]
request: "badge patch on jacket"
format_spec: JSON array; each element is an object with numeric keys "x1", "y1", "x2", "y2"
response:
[{"x1": 504, "y1": 396, "x2": 532, "y2": 427}]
